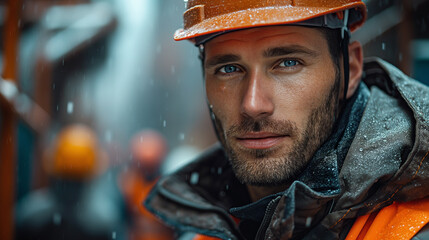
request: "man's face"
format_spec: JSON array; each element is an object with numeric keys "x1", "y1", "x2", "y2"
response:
[{"x1": 204, "y1": 26, "x2": 341, "y2": 186}]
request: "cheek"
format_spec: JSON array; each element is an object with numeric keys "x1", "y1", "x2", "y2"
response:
[
  {"x1": 205, "y1": 80, "x2": 236, "y2": 125},
  {"x1": 272, "y1": 71, "x2": 334, "y2": 129}
]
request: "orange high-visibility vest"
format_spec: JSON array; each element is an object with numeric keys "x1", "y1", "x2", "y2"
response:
[
  {"x1": 119, "y1": 171, "x2": 174, "y2": 240},
  {"x1": 346, "y1": 197, "x2": 429, "y2": 240},
  {"x1": 194, "y1": 198, "x2": 429, "y2": 240},
  {"x1": 193, "y1": 236, "x2": 220, "y2": 240}
]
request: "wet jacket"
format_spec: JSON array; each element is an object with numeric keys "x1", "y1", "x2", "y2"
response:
[{"x1": 145, "y1": 58, "x2": 429, "y2": 240}]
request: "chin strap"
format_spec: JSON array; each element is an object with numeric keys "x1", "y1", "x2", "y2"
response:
[{"x1": 341, "y1": 9, "x2": 351, "y2": 100}]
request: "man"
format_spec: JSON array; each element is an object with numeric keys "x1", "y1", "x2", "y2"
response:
[
  {"x1": 118, "y1": 130, "x2": 174, "y2": 240},
  {"x1": 145, "y1": 1, "x2": 429, "y2": 239}
]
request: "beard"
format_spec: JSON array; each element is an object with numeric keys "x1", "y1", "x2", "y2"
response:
[{"x1": 212, "y1": 76, "x2": 340, "y2": 187}]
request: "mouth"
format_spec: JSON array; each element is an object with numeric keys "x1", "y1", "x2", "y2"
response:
[{"x1": 235, "y1": 132, "x2": 288, "y2": 150}]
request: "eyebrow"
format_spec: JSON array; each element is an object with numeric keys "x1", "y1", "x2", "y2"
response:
[
  {"x1": 205, "y1": 45, "x2": 318, "y2": 69},
  {"x1": 263, "y1": 45, "x2": 318, "y2": 58},
  {"x1": 205, "y1": 54, "x2": 241, "y2": 69}
]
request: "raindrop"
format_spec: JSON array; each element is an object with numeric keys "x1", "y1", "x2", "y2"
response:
[
  {"x1": 105, "y1": 130, "x2": 112, "y2": 142},
  {"x1": 179, "y1": 133, "x2": 185, "y2": 140},
  {"x1": 67, "y1": 101, "x2": 74, "y2": 114},
  {"x1": 363, "y1": 135, "x2": 367, "y2": 140},
  {"x1": 53, "y1": 213, "x2": 62, "y2": 225},
  {"x1": 190, "y1": 172, "x2": 199, "y2": 185},
  {"x1": 163, "y1": 120, "x2": 167, "y2": 127},
  {"x1": 171, "y1": 65, "x2": 176, "y2": 74},
  {"x1": 52, "y1": 83, "x2": 55, "y2": 90},
  {"x1": 56, "y1": 105, "x2": 59, "y2": 111},
  {"x1": 382, "y1": 42, "x2": 386, "y2": 50},
  {"x1": 217, "y1": 167, "x2": 222, "y2": 175},
  {"x1": 359, "y1": 148, "x2": 363, "y2": 152},
  {"x1": 112, "y1": 231, "x2": 116, "y2": 239}
]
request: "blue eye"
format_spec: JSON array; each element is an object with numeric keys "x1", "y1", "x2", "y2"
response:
[
  {"x1": 279, "y1": 60, "x2": 299, "y2": 67},
  {"x1": 219, "y1": 65, "x2": 238, "y2": 73}
]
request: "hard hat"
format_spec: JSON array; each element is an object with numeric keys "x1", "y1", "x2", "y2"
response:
[
  {"x1": 130, "y1": 130, "x2": 167, "y2": 175},
  {"x1": 174, "y1": 0, "x2": 367, "y2": 44},
  {"x1": 47, "y1": 124, "x2": 99, "y2": 180}
]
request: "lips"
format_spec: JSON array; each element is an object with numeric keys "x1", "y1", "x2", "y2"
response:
[{"x1": 236, "y1": 132, "x2": 287, "y2": 149}]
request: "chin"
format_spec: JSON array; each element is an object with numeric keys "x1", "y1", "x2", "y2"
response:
[{"x1": 228, "y1": 147, "x2": 308, "y2": 186}]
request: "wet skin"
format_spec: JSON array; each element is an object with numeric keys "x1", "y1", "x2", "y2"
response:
[{"x1": 203, "y1": 26, "x2": 363, "y2": 201}]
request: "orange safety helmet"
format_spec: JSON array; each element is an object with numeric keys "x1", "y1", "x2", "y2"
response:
[
  {"x1": 46, "y1": 124, "x2": 100, "y2": 180},
  {"x1": 174, "y1": 0, "x2": 367, "y2": 43}
]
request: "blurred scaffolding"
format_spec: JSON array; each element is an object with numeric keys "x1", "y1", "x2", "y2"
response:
[{"x1": 0, "y1": 0, "x2": 428, "y2": 239}]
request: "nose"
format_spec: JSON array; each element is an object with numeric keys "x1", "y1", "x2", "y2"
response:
[{"x1": 240, "y1": 70, "x2": 274, "y2": 119}]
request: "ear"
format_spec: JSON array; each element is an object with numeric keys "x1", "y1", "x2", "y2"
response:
[{"x1": 346, "y1": 41, "x2": 363, "y2": 99}]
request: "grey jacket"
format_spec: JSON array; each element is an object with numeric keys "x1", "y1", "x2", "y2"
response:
[{"x1": 145, "y1": 58, "x2": 429, "y2": 239}]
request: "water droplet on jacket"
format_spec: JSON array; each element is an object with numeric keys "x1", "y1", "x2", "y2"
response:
[
  {"x1": 305, "y1": 217, "x2": 312, "y2": 227},
  {"x1": 359, "y1": 148, "x2": 363, "y2": 152},
  {"x1": 190, "y1": 172, "x2": 199, "y2": 185}
]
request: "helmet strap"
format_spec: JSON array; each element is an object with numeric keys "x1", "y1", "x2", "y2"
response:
[{"x1": 341, "y1": 10, "x2": 351, "y2": 100}]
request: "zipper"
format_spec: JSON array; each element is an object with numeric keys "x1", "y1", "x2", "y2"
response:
[{"x1": 255, "y1": 196, "x2": 281, "y2": 240}]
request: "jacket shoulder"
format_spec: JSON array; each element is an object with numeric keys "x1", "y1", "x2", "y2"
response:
[{"x1": 364, "y1": 57, "x2": 429, "y2": 124}]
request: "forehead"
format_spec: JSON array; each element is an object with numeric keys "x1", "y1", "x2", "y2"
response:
[{"x1": 204, "y1": 26, "x2": 326, "y2": 53}]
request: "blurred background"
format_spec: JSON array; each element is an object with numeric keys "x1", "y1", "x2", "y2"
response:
[{"x1": 0, "y1": 0, "x2": 428, "y2": 239}]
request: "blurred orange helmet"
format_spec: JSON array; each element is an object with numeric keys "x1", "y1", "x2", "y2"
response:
[
  {"x1": 130, "y1": 130, "x2": 167, "y2": 174},
  {"x1": 47, "y1": 124, "x2": 99, "y2": 180},
  {"x1": 174, "y1": 0, "x2": 367, "y2": 43}
]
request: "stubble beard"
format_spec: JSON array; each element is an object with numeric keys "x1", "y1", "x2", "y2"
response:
[{"x1": 213, "y1": 77, "x2": 340, "y2": 187}]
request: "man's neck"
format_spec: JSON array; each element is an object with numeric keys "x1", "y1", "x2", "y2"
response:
[{"x1": 246, "y1": 184, "x2": 288, "y2": 202}]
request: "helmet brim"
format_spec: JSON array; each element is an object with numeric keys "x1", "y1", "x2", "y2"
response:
[{"x1": 174, "y1": 2, "x2": 366, "y2": 42}]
